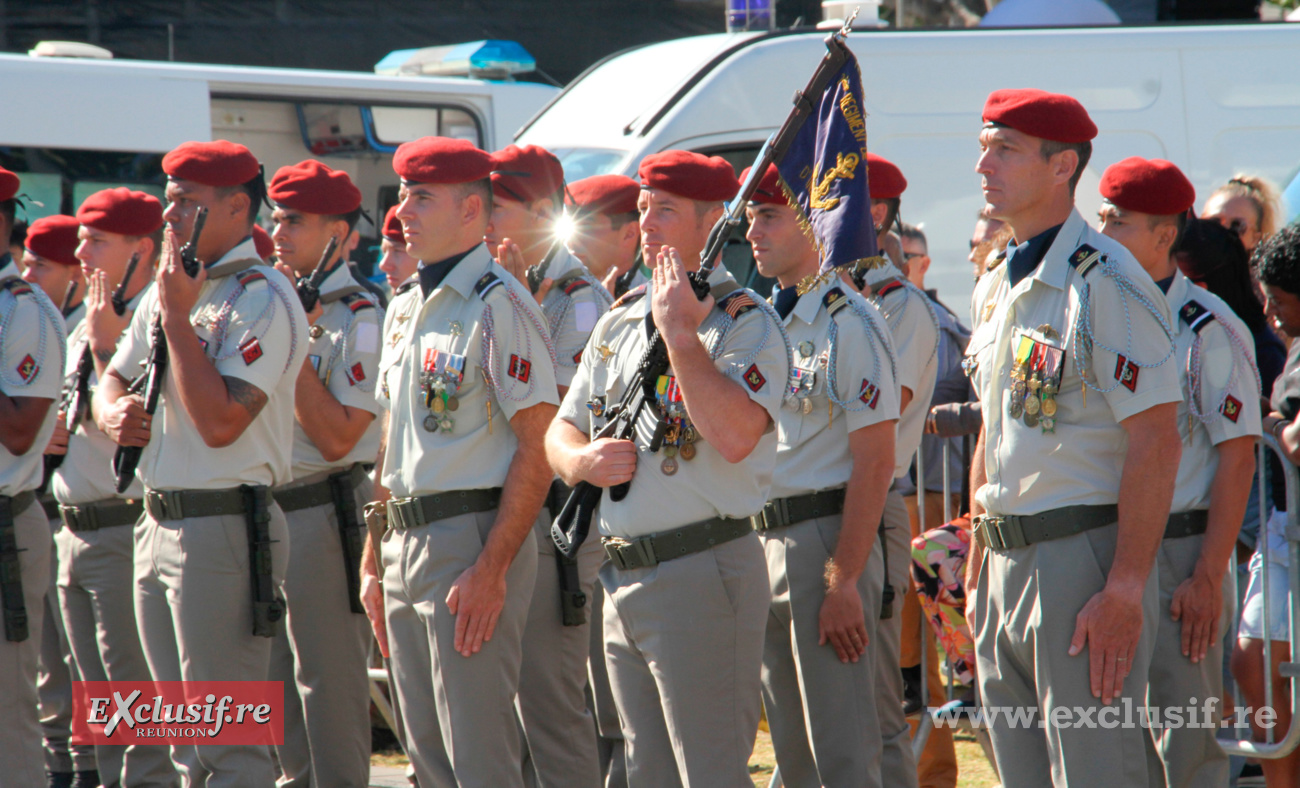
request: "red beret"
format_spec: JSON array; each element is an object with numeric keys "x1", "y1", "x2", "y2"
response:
[
  {"x1": 739, "y1": 164, "x2": 786, "y2": 206},
  {"x1": 867, "y1": 153, "x2": 907, "y2": 200},
  {"x1": 491, "y1": 145, "x2": 565, "y2": 205},
  {"x1": 567, "y1": 175, "x2": 641, "y2": 216},
  {"x1": 0, "y1": 168, "x2": 19, "y2": 202},
  {"x1": 25, "y1": 215, "x2": 82, "y2": 266},
  {"x1": 393, "y1": 136, "x2": 493, "y2": 185},
  {"x1": 382, "y1": 205, "x2": 405, "y2": 243},
  {"x1": 251, "y1": 225, "x2": 274, "y2": 260},
  {"x1": 269, "y1": 160, "x2": 362, "y2": 216},
  {"x1": 982, "y1": 89, "x2": 1097, "y2": 144},
  {"x1": 1100, "y1": 157, "x2": 1195, "y2": 217},
  {"x1": 76, "y1": 188, "x2": 163, "y2": 237},
  {"x1": 162, "y1": 140, "x2": 261, "y2": 187},
  {"x1": 638, "y1": 150, "x2": 739, "y2": 203}
]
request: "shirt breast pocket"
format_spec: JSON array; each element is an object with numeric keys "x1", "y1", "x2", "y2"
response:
[{"x1": 964, "y1": 321, "x2": 998, "y2": 393}]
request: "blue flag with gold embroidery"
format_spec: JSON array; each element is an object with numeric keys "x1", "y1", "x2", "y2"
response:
[{"x1": 775, "y1": 49, "x2": 882, "y2": 275}]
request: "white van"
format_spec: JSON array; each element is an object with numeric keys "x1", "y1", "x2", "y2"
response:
[
  {"x1": 516, "y1": 23, "x2": 1300, "y2": 310},
  {"x1": 0, "y1": 49, "x2": 556, "y2": 274}
]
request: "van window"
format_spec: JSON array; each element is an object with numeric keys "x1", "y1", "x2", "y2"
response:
[
  {"x1": 369, "y1": 106, "x2": 480, "y2": 148},
  {"x1": 694, "y1": 144, "x2": 776, "y2": 296},
  {"x1": 553, "y1": 148, "x2": 627, "y2": 182},
  {"x1": 0, "y1": 148, "x2": 165, "y2": 220}
]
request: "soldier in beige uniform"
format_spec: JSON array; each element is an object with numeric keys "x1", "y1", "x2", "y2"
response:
[
  {"x1": 567, "y1": 174, "x2": 647, "y2": 300},
  {"x1": 265, "y1": 160, "x2": 382, "y2": 787},
  {"x1": 94, "y1": 140, "x2": 307, "y2": 785},
  {"x1": 547, "y1": 150, "x2": 789, "y2": 787},
  {"x1": 486, "y1": 143, "x2": 610, "y2": 788},
  {"x1": 22, "y1": 215, "x2": 86, "y2": 332},
  {"x1": 48, "y1": 188, "x2": 175, "y2": 788},
  {"x1": 378, "y1": 205, "x2": 419, "y2": 297},
  {"x1": 358, "y1": 136, "x2": 558, "y2": 788},
  {"x1": 0, "y1": 166, "x2": 68, "y2": 788},
  {"x1": 743, "y1": 163, "x2": 899, "y2": 787},
  {"x1": 1096, "y1": 157, "x2": 1260, "y2": 788},
  {"x1": 966, "y1": 90, "x2": 1183, "y2": 786}
]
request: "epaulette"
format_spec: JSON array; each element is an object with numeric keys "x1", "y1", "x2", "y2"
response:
[
  {"x1": 986, "y1": 249, "x2": 1006, "y2": 272},
  {"x1": 874, "y1": 279, "x2": 905, "y2": 298},
  {"x1": 2, "y1": 279, "x2": 32, "y2": 296},
  {"x1": 473, "y1": 271, "x2": 505, "y2": 300},
  {"x1": 341, "y1": 292, "x2": 376, "y2": 313},
  {"x1": 611, "y1": 284, "x2": 646, "y2": 309},
  {"x1": 237, "y1": 270, "x2": 267, "y2": 287},
  {"x1": 395, "y1": 280, "x2": 417, "y2": 296},
  {"x1": 1179, "y1": 299, "x2": 1217, "y2": 334},
  {"x1": 563, "y1": 278, "x2": 591, "y2": 296},
  {"x1": 1067, "y1": 244, "x2": 1103, "y2": 277},
  {"x1": 823, "y1": 286, "x2": 851, "y2": 316},
  {"x1": 719, "y1": 290, "x2": 758, "y2": 319}
]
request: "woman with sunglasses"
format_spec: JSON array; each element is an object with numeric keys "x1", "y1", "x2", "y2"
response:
[{"x1": 1202, "y1": 174, "x2": 1285, "y2": 255}]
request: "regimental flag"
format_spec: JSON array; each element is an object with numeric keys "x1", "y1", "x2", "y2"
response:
[{"x1": 774, "y1": 49, "x2": 883, "y2": 275}]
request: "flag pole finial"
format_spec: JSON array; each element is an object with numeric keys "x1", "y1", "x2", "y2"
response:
[{"x1": 837, "y1": 6, "x2": 860, "y2": 39}]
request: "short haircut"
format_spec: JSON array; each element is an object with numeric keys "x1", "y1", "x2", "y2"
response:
[
  {"x1": 326, "y1": 207, "x2": 365, "y2": 233},
  {"x1": 1147, "y1": 211, "x2": 1188, "y2": 251},
  {"x1": 456, "y1": 178, "x2": 493, "y2": 215},
  {"x1": 1039, "y1": 139, "x2": 1092, "y2": 195},
  {"x1": 694, "y1": 200, "x2": 724, "y2": 221},
  {"x1": 1252, "y1": 220, "x2": 1300, "y2": 298},
  {"x1": 872, "y1": 197, "x2": 901, "y2": 233},
  {"x1": 215, "y1": 174, "x2": 265, "y2": 228},
  {"x1": 608, "y1": 210, "x2": 639, "y2": 231},
  {"x1": 899, "y1": 222, "x2": 926, "y2": 251}
]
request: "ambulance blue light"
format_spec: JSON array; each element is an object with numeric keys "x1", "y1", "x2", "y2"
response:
[{"x1": 374, "y1": 40, "x2": 536, "y2": 80}]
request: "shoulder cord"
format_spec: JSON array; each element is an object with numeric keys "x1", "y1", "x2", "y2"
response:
[
  {"x1": 544, "y1": 274, "x2": 615, "y2": 368},
  {"x1": 480, "y1": 285, "x2": 557, "y2": 404},
  {"x1": 699, "y1": 291, "x2": 792, "y2": 391},
  {"x1": 1186, "y1": 310, "x2": 1260, "y2": 428},
  {"x1": 210, "y1": 272, "x2": 301, "y2": 375},
  {"x1": 826, "y1": 297, "x2": 897, "y2": 412},
  {"x1": 0, "y1": 286, "x2": 64, "y2": 388},
  {"x1": 874, "y1": 279, "x2": 940, "y2": 366},
  {"x1": 1070, "y1": 257, "x2": 1176, "y2": 395}
]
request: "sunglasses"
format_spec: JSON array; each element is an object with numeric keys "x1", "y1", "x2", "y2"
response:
[{"x1": 903, "y1": 252, "x2": 927, "y2": 261}]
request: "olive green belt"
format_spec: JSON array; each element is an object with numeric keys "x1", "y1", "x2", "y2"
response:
[
  {"x1": 59, "y1": 498, "x2": 144, "y2": 532},
  {"x1": 1165, "y1": 509, "x2": 1208, "y2": 540},
  {"x1": 386, "y1": 488, "x2": 502, "y2": 531},
  {"x1": 973, "y1": 504, "x2": 1119, "y2": 551},
  {"x1": 272, "y1": 464, "x2": 368, "y2": 513},
  {"x1": 144, "y1": 486, "x2": 262, "y2": 522},
  {"x1": 751, "y1": 488, "x2": 846, "y2": 532},
  {"x1": 602, "y1": 516, "x2": 753, "y2": 571}
]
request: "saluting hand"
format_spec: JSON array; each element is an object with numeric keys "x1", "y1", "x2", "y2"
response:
[
  {"x1": 1069, "y1": 584, "x2": 1144, "y2": 704},
  {"x1": 651, "y1": 246, "x2": 712, "y2": 351},
  {"x1": 496, "y1": 238, "x2": 551, "y2": 305},
  {"x1": 157, "y1": 228, "x2": 207, "y2": 328},
  {"x1": 84, "y1": 270, "x2": 131, "y2": 360}
]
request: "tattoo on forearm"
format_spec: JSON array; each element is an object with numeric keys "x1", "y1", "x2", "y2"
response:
[
  {"x1": 223, "y1": 376, "x2": 268, "y2": 420},
  {"x1": 94, "y1": 348, "x2": 115, "y2": 364}
]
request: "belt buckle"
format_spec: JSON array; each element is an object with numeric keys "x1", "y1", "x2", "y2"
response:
[
  {"x1": 151, "y1": 490, "x2": 185, "y2": 520},
  {"x1": 604, "y1": 537, "x2": 656, "y2": 570},
  {"x1": 976, "y1": 515, "x2": 1007, "y2": 551},
  {"x1": 73, "y1": 505, "x2": 98, "y2": 531}
]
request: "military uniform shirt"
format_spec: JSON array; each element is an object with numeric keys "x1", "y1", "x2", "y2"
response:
[
  {"x1": 1164, "y1": 272, "x2": 1262, "y2": 513},
  {"x1": 378, "y1": 244, "x2": 559, "y2": 499},
  {"x1": 109, "y1": 238, "x2": 308, "y2": 490},
  {"x1": 0, "y1": 256, "x2": 66, "y2": 496},
  {"x1": 63, "y1": 301, "x2": 86, "y2": 335},
  {"x1": 558, "y1": 264, "x2": 789, "y2": 540},
  {"x1": 290, "y1": 263, "x2": 384, "y2": 479},
  {"x1": 770, "y1": 276, "x2": 900, "y2": 499},
  {"x1": 867, "y1": 271, "x2": 938, "y2": 478},
  {"x1": 540, "y1": 248, "x2": 612, "y2": 388},
  {"x1": 51, "y1": 286, "x2": 149, "y2": 504},
  {"x1": 966, "y1": 209, "x2": 1182, "y2": 516}
]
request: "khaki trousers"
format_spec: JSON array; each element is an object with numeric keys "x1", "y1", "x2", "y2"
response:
[
  {"x1": 382, "y1": 507, "x2": 538, "y2": 788},
  {"x1": 40, "y1": 514, "x2": 97, "y2": 774},
  {"x1": 270, "y1": 476, "x2": 373, "y2": 788},
  {"x1": 1144, "y1": 532, "x2": 1232, "y2": 788},
  {"x1": 56, "y1": 517, "x2": 176, "y2": 787},
  {"x1": 876, "y1": 489, "x2": 921, "y2": 788},
  {"x1": 0, "y1": 499, "x2": 51, "y2": 786},
  {"x1": 602, "y1": 531, "x2": 769, "y2": 788},
  {"x1": 135, "y1": 504, "x2": 290, "y2": 788},
  {"x1": 517, "y1": 516, "x2": 603, "y2": 788},
  {"x1": 972, "y1": 522, "x2": 1159, "y2": 788},
  {"x1": 587, "y1": 583, "x2": 627, "y2": 788},
  {"x1": 759, "y1": 514, "x2": 885, "y2": 788}
]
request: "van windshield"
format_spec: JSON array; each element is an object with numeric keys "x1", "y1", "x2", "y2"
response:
[{"x1": 552, "y1": 148, "x2": 627, "y2": 182}]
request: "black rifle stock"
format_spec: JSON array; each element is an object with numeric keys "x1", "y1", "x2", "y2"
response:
[
  {"x1": 111, "y1": 209, "x2": 207, "y2": 493},
  {"x1": 548, "y1": 31, "x2": 855, "y2": 560},
  {"x1": 296, "y1": 235, "x2": 339, "y2": 313}
]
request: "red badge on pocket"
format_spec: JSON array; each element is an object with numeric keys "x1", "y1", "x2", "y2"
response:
[
  {"x1": 743, "y1": 364, "x2": 766, "y2": 392},
  {"x1": 508, "y1": 354, "x2": 531, "y2": 383},
  {"x1": 16, "y1": 354, "x2": 37, "y2": 382},
  {"x1": 240, "y1": 338, "x2": 263, "y2": 366},
  {"x1": 1221, "y1": 395, "x2": 1242, "y2": 423},
  {"x1": 1114, "y1": 355, "x2": 1139, "y2": 393}
]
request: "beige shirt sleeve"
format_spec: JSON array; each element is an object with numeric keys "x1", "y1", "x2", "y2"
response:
[
  {"x1": 1087, "y1": 270, "x2": 1183, "y2": 423},
  {"x1": 325, "y1": 298, "x2": 384, "y2": 416},
  {"x1": 481, "y1": 284, "x2": 561, "y2": 420},
  {"x1": 714, "y1": 298, "x2": 788, "y2": 425},
  {"x1": 212, "y1": 274, "x2": 300, "y2": 396}
]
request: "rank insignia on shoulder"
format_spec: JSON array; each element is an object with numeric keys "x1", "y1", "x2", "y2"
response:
[
  {"x1": 823, "y1": 287, "x2": 849, "y2": 316},
  {"x1": 237, "y1": 270, "x2": 267, "y2": 287},
  {"x1": 1179, "y1": 300, "x2": 1216, "y2": 333},
  {"x1": 743, "y1": 363, "x2": 766, "y2": 392},
  {"x1": 721, "y1": 291, "x2": 758, "y2": 319},
  {"x1": 859, "y1": 379, "x2": 880, "y2": 409},
  {"x1": 1114, "y1": 354, "x2": 1139, "y2": 392},
  {"x1": 508, "y1": 354, "x2": 532, "y2": 383},
  {"x1": 348, "y1": 362, "x2": 366, "y2": 385},
  {"x1": 16, "y1": 353, "x2": 38, "y2": 382},
  {"x1": 474, "y1": 272, "x2": 505, "y2": 299},
  {"x1": 563, "y1": 278, "x2": 590, "y2": 296},
  {"x1": 612, "y1": 285, "x2": 646, "y2": 309},
  {"x1": 1068, "y1": 244, "x2": 1102, "y2": 277},
  {"x1": 875, "y1": 279, "x2": 904, "y2": 298},
  {"x1": 240, "y1": 337, "x2": 263, "y2": 365},
  {"x1": 343, "y1": 293, "x2": 376, "y2": 312},
  {"x1": 1221, "y1": 395, "x2": 1242, "y2": 423}
]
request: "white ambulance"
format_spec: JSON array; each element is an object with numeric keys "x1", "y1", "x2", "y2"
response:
[{"x1": 516, "y1": 22, "x2": 1300, "y2": 310}]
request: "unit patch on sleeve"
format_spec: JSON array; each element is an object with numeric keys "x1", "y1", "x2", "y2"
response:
[
  {"x1": 859, "y1": 379, "x2": 880, "y2": 409},
  {"x1": 16, "y1": 354, "x2": 38, "y2": 382},
  {"x1": 508, "y1": 354, "x2": 532, "y2": 383},
  {"x1": 348, "y1": 362, "x2": 366, "y2": 385},
  {"x1": 240, "y1": 337, "x2": 264, "y2": 366},
  {"x1": 1221, "y1": 395, "x2": 1242, "y2": 423},
  {"x1": 743, "y1": 363, "x2": 766, "y2": 392},
  {"x1": 1114, "y1": 355, "x2": 1139, "y2": 393}
]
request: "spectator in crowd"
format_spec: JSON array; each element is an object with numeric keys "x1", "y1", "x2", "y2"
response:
[
  {"x1": 968, "y1": 206, "x2": 1006, "y2": 274},
  {"x1": 1202, "y1": 175, "x2": 1285, "y2": 256}
]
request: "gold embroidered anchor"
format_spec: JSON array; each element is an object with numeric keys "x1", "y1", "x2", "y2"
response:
[{"x1": 808, "y1": 153, "x2": 860, "y2": 211}]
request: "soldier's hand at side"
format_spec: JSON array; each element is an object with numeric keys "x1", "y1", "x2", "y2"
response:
[
  {"x1": 1068, "y1": 584, "x2": 1144, "y2": 704},
  {"x1": 100, "y1": 393, "x2": 153, "y2": 447},
  {"x1": 446, "y1": 562, "x2": 507, "y2": 657},
  {"x1": 819, "y1": 581, "x2": 869, "y2": 663},
  {"x1": 1170, "y1": 567, "x2": 1222, "y2": 664},
  {"x1": 46, "y1": 411, "x2": 70, "y2": 456},
  {"x1": 576, "y1": 438, "x2": 638, "y2": 487},
  {"x1": 652, "y1": 246, "x2": 712, "y2": 350},
  {"x1": 360, "y1": 573, "x2": 389, "y2": 659}
]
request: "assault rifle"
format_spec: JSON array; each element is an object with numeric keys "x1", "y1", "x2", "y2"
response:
[{"x1": 296, "y1": 236, "x2": 339, "y2": 312}]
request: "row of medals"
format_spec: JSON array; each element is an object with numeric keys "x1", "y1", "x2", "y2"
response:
[
  {"x1": 1009, "y1": 363, "x2": 1059, "y2": 432},
  {"x1": 588, "y1": 394, "x2": 700, "y2": 476},
  {"x1": 422, "y1": 370, "x2": 461, "y2": 433}
]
